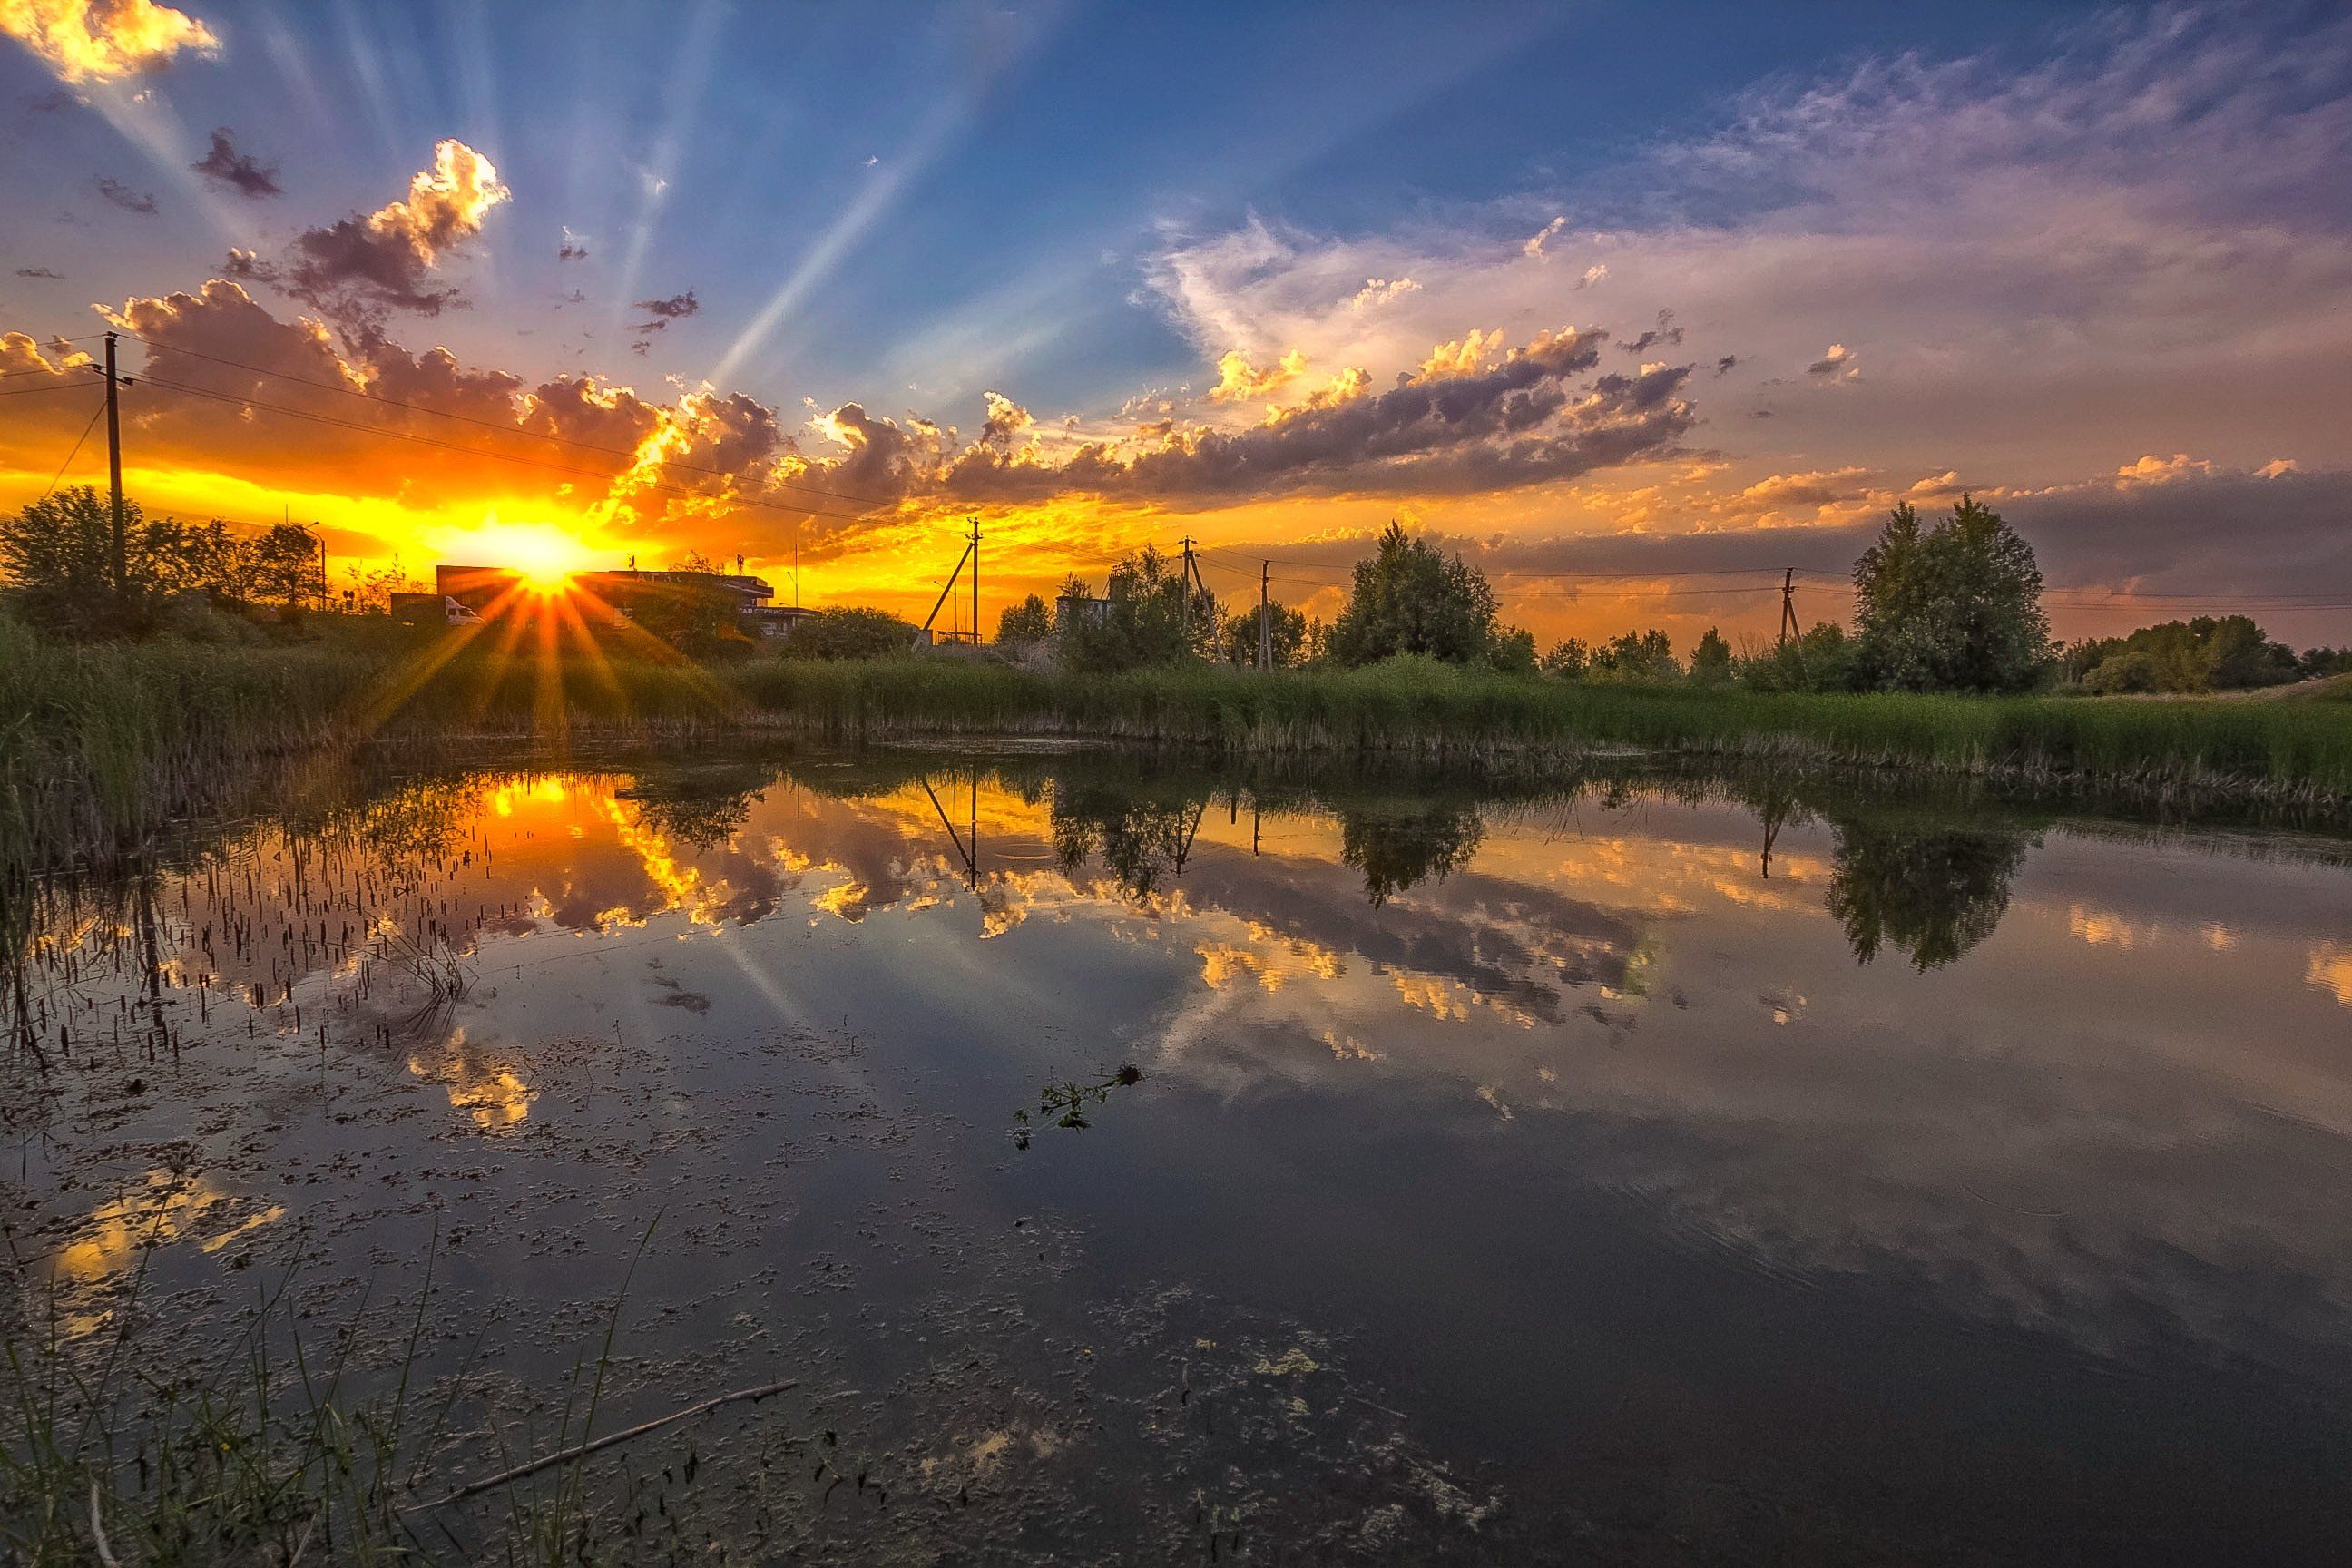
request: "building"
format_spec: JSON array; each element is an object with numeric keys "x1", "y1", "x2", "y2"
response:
[{"x1": 434, "y1": 564, "x2": 802, "y2": 636}]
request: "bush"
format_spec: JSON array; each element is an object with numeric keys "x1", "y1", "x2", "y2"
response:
[
  {"x1": 2081, "y1": 649, "x2": 2163, "y2": 694},
  {"x1": 780, "y1": 605, "x2": 919, "y2": 660}
]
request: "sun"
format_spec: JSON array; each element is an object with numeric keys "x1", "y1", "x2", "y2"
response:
[{"x1": 434, "y1": 518, "x2": 600, "y2": 593}]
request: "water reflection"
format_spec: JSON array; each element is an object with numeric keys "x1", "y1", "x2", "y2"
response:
[
  {"x1": 11, "y1": 745, "x2": 2352, "y2": 1560},
  {"x1": 1824, "y1": 823, "x2": 2031, "y2": 970}
]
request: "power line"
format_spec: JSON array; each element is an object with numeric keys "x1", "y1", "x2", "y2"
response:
[
  {"x1": 35, "y1": 398, "x2": 106, "y2": 504},
  {"x1": 120, "y1": 333, "x2": 906, "y2": 514},
  {"x1": 0, "y1": 380, "x2": 100, "y2": 399}
]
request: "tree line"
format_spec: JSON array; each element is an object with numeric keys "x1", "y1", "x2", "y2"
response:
[
  {"x1": 0, "y1": 485, "x2": 416, "y2": 638},
  {"x1": 991, "y1": 497, "x2": 2347, "y2": 697}
]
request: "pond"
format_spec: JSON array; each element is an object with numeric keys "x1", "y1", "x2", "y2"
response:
[{"x1": 6, "y1": 741, "x2": 2352, "y2": 1562}]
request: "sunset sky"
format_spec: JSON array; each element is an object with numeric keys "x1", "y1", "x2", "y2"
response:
[{"x1": 3, "y1": 0, "x2": 2348, "y2": 646}]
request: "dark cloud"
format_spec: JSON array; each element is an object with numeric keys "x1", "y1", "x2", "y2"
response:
[
  {"x1": 191, "y1": 128, "x2": 282, "y2": 199},
  {"x1": 2009, "y1": 466, "x2": 2352, "y2": 603},
  {"x1": 770, "y1": 328, "x2": 1697, "y2": 511},
  {"x1": 1715, "y1": 355, "x2": 1738, "y2": 376},
  {"x1": 95, "y1": 176, "x2": 156, "y2": 214},
  {"x1": 558, "y1": 226, "x2": 588, "y2": 261},
  {"x1": 1808, "y1": 344, "x2": 1855, "y2": 376},
  {"x1": 631, "y1": 290, "x2": 699, "y2": 329},
  {"x1": 15, "y1": 266, "x2": 63, "y2": 279},
  {"x1": 282, "y1": 140, "x2": 507, "y2": 320},
  {"x1": 1622, "y1": 309, "x2": 1685, "y2": 356}
]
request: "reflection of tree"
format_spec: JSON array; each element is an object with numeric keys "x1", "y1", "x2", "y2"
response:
[
  {"x1": 1824, "y1": 825, "x2": 2029, "y2": 970},
  {"x1": 619, "y1": 765, "x2": 768, "y2": 849},
  {"x1": 1050, "y1": 788, "x2": 1204, "y2": 903},
  {"x1": 1337, "y1": 802, "x2": 1485, "y2": 907}
]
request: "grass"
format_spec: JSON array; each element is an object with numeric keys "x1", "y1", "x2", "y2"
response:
[
  {"x1": 0, "y1": 1217, "x2": 761, "y2": 1565},
  {"x1": 6, "y1": 614, "x2": 2352, "y2": 889}
]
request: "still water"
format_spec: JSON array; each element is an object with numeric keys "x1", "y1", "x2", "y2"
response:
[{"x1": 8, "y1": 743, "x2": 2352, "y2": 1561}]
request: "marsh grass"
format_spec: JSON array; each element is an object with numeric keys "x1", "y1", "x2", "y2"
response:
[
  {"x1": 0, "y1": 1214, "x2": 747, "y2": 1565},
  {"x1": 8, "y1": 616, "x2": 2352, "y2": 892}
]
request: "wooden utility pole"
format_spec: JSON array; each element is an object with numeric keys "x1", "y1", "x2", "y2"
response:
[
  {"x1": 1259, "y1": 559, "x2": 1271, "y2": 669},
  {"x1": 970, "y1": 514, "x2": 980, "y2": 644},
  {"x1": 1778, "y1": 568, "x2": 1800, "y2": 648},
  {"x1": 1178, "y1": 535, "x2": 1191, "y2": 645},
  {"x1": 103, "y1": 330, "x2": 126, "y2": 604}
]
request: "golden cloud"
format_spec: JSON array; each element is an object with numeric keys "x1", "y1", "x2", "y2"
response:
[
  {"x1": 0, "y1": 0, "x2": 217, "y2": 84},
  {"x1": 1207, "y1": 348, "x2": 1308, "y2": 404}
]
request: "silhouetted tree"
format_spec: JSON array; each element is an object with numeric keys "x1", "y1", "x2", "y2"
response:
[
  {"x1": 1217, "y1": 597, "x2": 1308, "y2": 667},
  {"x1": 1690, "y1": 627, "x2": 1734, "y2": 684},
  {"x1": 995, "y1": 593, "x2": 1054, "y2": 651},
  {"x1": 1058, "y1": 546, "x2": 1218, "y2": 672}
]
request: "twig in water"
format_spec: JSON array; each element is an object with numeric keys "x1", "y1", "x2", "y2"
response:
[{"x1": 425, "y1": 1379, "x2": 799, "y2": 1510}]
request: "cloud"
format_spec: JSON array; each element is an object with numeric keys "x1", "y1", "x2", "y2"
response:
[
  {"x1": 1346, "y1": 277, "x2": 1419, "y2": 311},
  {"x1": 630, "y1": 289, "x2": 699, "y2": 329},
  {"x1": 0, "y1": 0, "x2": 218, "y2": 84},
  {"x1": 191, "y1": 126, "x2": 282, "y2": 199},
  {"x1": 1134, "y1": 8, "x2": 2352, "y2": 508},
  {"x1": 1806, "y1": 342, "x2": 1856, "y2": 377},
  {"x1": 94, "y1": 174, "x2": 154, "y2": 213},
  {"x1": 1522, "y1": 216, "x2": 1566, "y2": 259},
  {"x1": 2114, "y1": 451, "x2": 2212, "y2": 485},
  {"x1": 930, "y1": 324, "x2": 1694, "y2": 504},
  {"x1": 283, "y1": 139, "x2": 510, "y2": 318},
  {"x1": 1622, "y1": 310, "x2": 1684, "y2": 355},
  {"x1": 14, "y1": 266, "x2": 63, "y2": 279},
  {"x1": 557, "y1": 226, "x2": 589, "y2": 262},
  {"x1": 1206, "y1": 347, "x2": 1307, "y2": 404}
]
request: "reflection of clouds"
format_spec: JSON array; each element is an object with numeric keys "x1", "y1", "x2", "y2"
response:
[
  {"x1": 2068, "y1": 904, "x2": 2151, "y2": 948},
  {"x1": 2310, "y1": 943, "x2": 2352, "y2": 1007},
  {"x1": 54, "y1": 1171, "x2": 284, "y2": 1338},
  {"x1": 408, "y1": 1027, "x2": 537, "y2": 1133}
]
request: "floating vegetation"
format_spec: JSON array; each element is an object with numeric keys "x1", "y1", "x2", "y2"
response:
[{"x1": 1012, "y1": 1063, "x2": 1143, "y2": 1148}]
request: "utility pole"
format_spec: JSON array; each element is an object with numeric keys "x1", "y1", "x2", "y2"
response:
[
  {"x1": 103, "y1": 330, "x2": 126, "y2": 605},
  {"x1": 970, "y1": 515, "x2": 981, "y2": 644},
  {"x1": 1178, "y1": 535, "x2": 1191, "y2": 651},
  {"x1": 1778, "y1": 568, "x2": 1800, "y2": 648},
  {"x1": 1259, "y1": 559, "x2": 1271, "y2": 669}
]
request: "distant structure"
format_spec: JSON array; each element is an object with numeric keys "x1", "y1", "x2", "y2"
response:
[
  {"x1": 435, "y1": 563, "x2": 817, "y2": 640},
  {"x1": 1054, "y1": 589, "x2": 1112, "y2": 634}
]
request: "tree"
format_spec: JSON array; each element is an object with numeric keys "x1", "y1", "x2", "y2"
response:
[
  {"x1": 339, "y1": 554, "x2": 421, "y2": 613},
  {"x1": 995, "y1": 593, "x2": 1054, "y2": 651},
  {"x1": 1689, "y1": 626, "x2": 1734, "y2": 684},
  {"x1": 1217, "y1": 598, "x2": 1309, "y2": 667},
  {"x1": 247, "y1": 522, "x2": 326, "y2": 612},
  {"x1": 1588, "y1": 629, "x2": 1681, "y2": 682},
  {"x1": 0, "y1": 485, "x2": 194, "y2": 635},
  {"x1": 1325, "y1": 522, "x2": 1500, "y2": 667},
  {"x1": 781, "y1": 605, "x2": 919, "y2": 659},
  {"x1": 1853, "y1": 495, "x2": 2050, "y2": 693},
  {"x1": 1736, "y1": 622, "x2": 1859, "y2": 693},
  {"x1": 1539, "y1": 637, "x2": 1589, "y2": 679},
  {"x1": 1485, "y1": 623, "x2": 1538, "y2": 674},
  {"x1": 2068, "y1": 615, "x2": 2300, "y2": 693},
  {"x1": 1058, "y1": 546, "x2": 1218, "y2": 673}
]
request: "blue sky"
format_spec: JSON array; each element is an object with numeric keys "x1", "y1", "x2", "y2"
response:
[{"x1": 4, "y1": 0, "x2": 2348, "y2": 642}]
